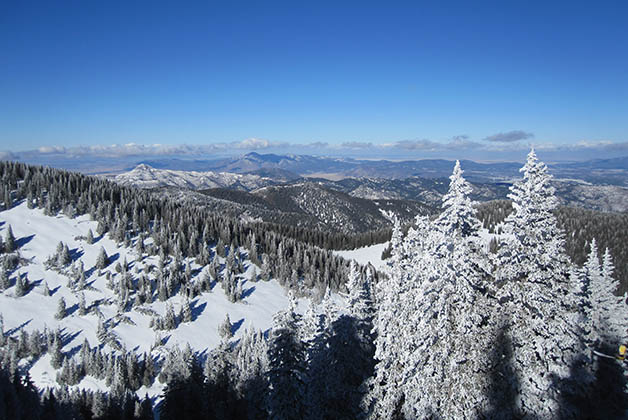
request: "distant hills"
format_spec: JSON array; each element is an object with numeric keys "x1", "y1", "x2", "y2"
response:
[{"x1": 137, "y1": 152, "x2": 628, "y2": 185}]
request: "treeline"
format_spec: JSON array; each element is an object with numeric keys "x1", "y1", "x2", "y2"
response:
[{"x1": 476, "y1": 199, "x2": 628, "y2": 293}]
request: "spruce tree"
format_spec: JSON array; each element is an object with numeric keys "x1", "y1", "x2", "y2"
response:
[
  {"x1": 586, "y1": 242, "x2": 628, "y2": 347},
  {"x1": 367, "y1": 160, "x2": 495, "y2": 419},
  {"x1": 265, "y1": 296, "x2": 306, "y2": 420},
  {"x1": 55, "y1": 297, "x2": 67, "y2": 319},
  {"x1": 495, "y1": 149, "x2": 591, "y2": 417},
  {"x1": 86, "y1": 228, "x2": 94, "y2": 245},
  {"x1": 95, "y1": 246, "x2": 109, "y2": 270},
  {"x1": 15, "y1": 272, "x2": 29, "y2": 297},
  {"x1": 4, "y1": 225, "x2": 16, "y2": 253},
  {"x1": 219, "y1": 314, "x2": 233, "y2": 340}
]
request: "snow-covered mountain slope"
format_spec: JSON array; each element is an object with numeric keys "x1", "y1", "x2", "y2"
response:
[
  {"x1": 112, "y1": 164, "x2": 277, "y2": 191},
  {"x1": 0, "y1": 202, "x2": 292, "y2": 397}
]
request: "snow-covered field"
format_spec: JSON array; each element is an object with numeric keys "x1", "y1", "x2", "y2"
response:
[
  {"x1": 0, "y1": 202, "x2": 292, "y2": 397},
  {"x1": 334, "y1": 242, "x2": 389, "y2": 270}
]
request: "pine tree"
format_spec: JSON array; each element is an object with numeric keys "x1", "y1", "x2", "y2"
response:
[
  {"x1": 86, "y1": 228, "x2": 94, "y2": 245},
  {"x1": 181, "y1": 298, "x2": 193, "y2": 323},
  {"x1": 495, "y1": 149, "x2": 591, "y2": 417},
  {"x1": 14, "y1": 272, "x2": 29, "y2": 297},
  {"x1": 219, "y1": 314, "x2": 233, "y2": 340},
  {"x1": 4, "y1": 225, "x2": 16, "y2": 253},
  {"x1": 56, "y1": 242, "x2": 71, "y2": 267},
  {"x1": 0, "y1": 267, "x2": 9, "y2": 290},
  {"x1": 586, "y1": 242, "x2": 628, "y2": 347},
  {"x1": 265, "y1": 295, "x2": 306, "y2": 420},
  {"x1": 78, "y1": 292, "x2": 88, "y2": 316},
  {"x1": 50, "y1": 334, "x2": 64, "y2": 369},
  {"x1": 367, "y1": 160, "x2": 495, "y2": 419},
  {"x1": 95, "y1": 246, "x2": 109, "y2": 270},
  {"x1": 55, "y1": 297, "x2": 67, "y2": 319},
  {"x1": 42, "y1": 280, "x2": 50, "y2": 296},
  {"x1": 163, "y1": 303, "x2": 177, "y2": 330}
]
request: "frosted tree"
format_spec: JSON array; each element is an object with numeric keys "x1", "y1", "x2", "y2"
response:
[
  {"x1": 181, "y1": 298, "x2": 193, "y2": 323},
  {"x1": 0, "y1": 267, "x2": 8, "y2": 290},
  {"x1": 436, "y1": 160, "x2": 481, "y2": 237},
  {"x1": 14, "y1": 272, "x2": 29, "y2": 297},
  {"x1": 97, "y1": 317, "x2": 109, "y2": 343},
  {"x1": 55, "y1": 297, "x2": 67, "y2": 319},
  {"x1": 4, "y1": 225, "x2": 16, "y2": 253},
  {"x1": 219, "y1": 313, "x2": 233, "y2": 340},
  {"x1": 345, "y1": 260, "x2": 372, "y2": 320},
  {"x1": 95, "y1": 246, "x2": 109, "y2": 270},
  {"x1": 163, "y1": 303, "x2": 177, "y2": 330},
  {"x1": 266, "y1": 295, "x2": 306, "y2": 420},
  {"x1": 495, "y1": 149, "x2": 590, "y2": 417},
  {"x1": 50, "y1": 333, "x2": 64, "y2": 369},
  {"x1": 367, "y1": 160, "x2": 495, "y2": 419},
  {"x1": 585, "y1": 242, "x2": 628, "y2": 347},
  {"x1": 78, "y1": 292, "x2": 88, "y2": 316},
  {"x1": 0, "y1": 315, "x2": 5, "y2": 347},
  {"x1": 86, "y1": 228, "x2": 94, "y2": 245},
  {"x1": 56, "y1": 242, "x2": 71, "y2": 267}
]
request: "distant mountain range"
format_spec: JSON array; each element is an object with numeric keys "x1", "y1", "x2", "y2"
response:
[{"x1": 137, "y1": 152, "x2": 628, "y2": 185}]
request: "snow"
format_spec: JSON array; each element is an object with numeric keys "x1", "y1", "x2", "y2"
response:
[
  {"x1": 0, "y1": 202, "x2": 293, "y2": 398},
  {"x1": 111, "y1": 164, "x2": 271, "y2": 191},
  {"x1": 334, "y1": 242, "x2": 389, "y2": 270}
]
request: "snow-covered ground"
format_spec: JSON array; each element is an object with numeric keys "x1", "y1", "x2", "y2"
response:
[
  {"x1": 334, "y1": 242, "x2": 389, "y2": 270},
  {"x1": 112, "y1": 164, "x2": 272, "y2": 191},
  {"x1": 0, "y1": 202, "x2": 293, "y2": 397},
  {"x1": 334, "y1": 227, "x2": 503, "y2": 271}
]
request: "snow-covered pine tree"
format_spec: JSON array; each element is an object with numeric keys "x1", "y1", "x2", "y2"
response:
[
  {"x1": 345, "y1": 260, "x2": 373, "y2": 321},
  {"x1": 586, "y1": 242, "x2": 628, "y2": 347},
  {"x1": 14, "y1": 272, "x2": 29, "y2": 297},
  {"x1": 79, "y1": 292, "x2": 88, "y2": 316},
  {"x1": 367, "y1": 160, "x2": 495, "y2": 419},
  {"x1": 55, "y1": 297, "x2": 67, "y2": 319},
  {"x1": 266, "y1": 294, "x2": 306, "y2": 420},
  {"x1": 219, "y1": 313, "x2": 233, "y2": 340},
  {"x1": 495, "y1": 149, "x2": 591, "y2": 418},
  {"x1": 4, "y1": 225, "x2": 16, "y2": 253},
  {"x1": 95, "y1": 246, "x2": 109, "y2": 270},
  {"x1": 56, "y1": 242, "x2": 71, "y2": 267},
  {"x1": 50, "y1": 333, "x2": 64, "y2": 369},
  {"x1": 181, "y1": 298, "x2": 193, "y2": 323},
  {"x1": 163, "y1": 303, "x2": 177, "y2": 330},
  {"x1": 0, "y1": 267, "x2": 9, "y2": 290},
  {"x1": 86, "y1": 228, "x2": 94, "y2": 245}
]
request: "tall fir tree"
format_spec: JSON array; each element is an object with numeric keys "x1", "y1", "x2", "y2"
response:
[
  {"x1": 367, "y1": 161, "x2": 495, "y2": 419},
  {"x1": 585, "y1": 241, "x2": 628, "y2": 347},
  {"x1": 266, "y1": 295, "x2": 306, "y2": 420},
  {"x1": 495, "y1": 149, "x2": 591, "y2": 418}
]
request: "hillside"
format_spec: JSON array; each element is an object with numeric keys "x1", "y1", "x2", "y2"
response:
[{"x1": 0, "y1": 202, "x2": 292, "y2": 397}]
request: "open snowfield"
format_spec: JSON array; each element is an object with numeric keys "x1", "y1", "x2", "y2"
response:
[
  {"x1": 334, "y1": 242, "x2": 389, "y2": 270},
  {"x1": 0, "y1": 202, "x2": 293, "y2": 397}
]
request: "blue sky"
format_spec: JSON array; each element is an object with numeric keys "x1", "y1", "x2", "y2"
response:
[{"x1": 1, "y1": 1, "x2": 627, "y2": 161}]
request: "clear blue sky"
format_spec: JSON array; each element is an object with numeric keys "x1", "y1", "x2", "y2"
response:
[{"x1": 1, "y1": 1, "x2": 627, "y2": 157}]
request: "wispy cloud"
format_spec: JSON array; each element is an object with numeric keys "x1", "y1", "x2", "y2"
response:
[
  {"x1": 232, "y1": 137, "x2": 285, "y2": 149},
  {"x1": 341, "y1": 141, "x2": 374, "y2": 149},
  {"x1": 484, "y1": 130, "x2": 534, "y2": 143}
]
